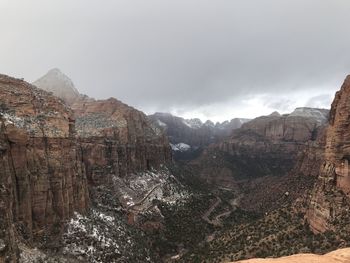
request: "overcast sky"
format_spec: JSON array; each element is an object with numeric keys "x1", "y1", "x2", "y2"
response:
[{"x1": 0, "y1": 0, "x2": 349, "y2": 122}]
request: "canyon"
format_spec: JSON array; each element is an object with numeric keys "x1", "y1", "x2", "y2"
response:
[{"x1": 1, "y1": 69, "x2": 350, "y2": 263}]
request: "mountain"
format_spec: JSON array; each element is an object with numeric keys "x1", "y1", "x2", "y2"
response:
[
  {"x1": 189, "y1": 107, "x2": 329, "y2": 190},
  {"x1": 33, "y1": 68, "x2": 80, "y2": 104},
  {"x1": 0, "y1": 70, "x2": 176, "y2": 262},
  {"x1": 0, "y1": 74, "x2": 89, "y2": 261},
  {"x1": 34, "y1": 69, "x2": 172, "y2": 179},
  {"x1": 149, "y1": 112, "x2": 250, "y2": 160},
  {"x1": 179, "y1": 76, "x2": 350, "y2": 262},
  {"x1": 3, "y1": 69, "x2": 350, "y2": 263}
]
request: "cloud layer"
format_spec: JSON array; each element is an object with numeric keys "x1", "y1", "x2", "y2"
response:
[{"x1": 0, "y1": 0, "x2": 349, "y2": 121}]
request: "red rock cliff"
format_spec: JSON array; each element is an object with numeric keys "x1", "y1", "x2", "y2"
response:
[
  {"x1": 305, "y1": 76, "x2": 350, "y2": 233},
  {"x1": 0, "y1": 74, "x2": 89, "y2": 260},
  {"x1": 190, "y1": 109, "x2": 328, "y2": 190},
  {"x1": 33, "y1": 69, "x2": 172, "y2": 185},
  {"x1": 71, "y1": 96, "x2": 172, "y2": 185}
]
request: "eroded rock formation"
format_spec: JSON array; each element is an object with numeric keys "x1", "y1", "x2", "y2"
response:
[
  {"x1": 305, "y1": 76, "x2": 350, "y2": 233},
  {"x1": 0, "y1": 74, "x2": 89, "y2": 261},
  {"x1": 34, "y1": 69, "x2": 172, "y2": 186},
  {"x1": 0, "y1": 70, "x2": 172, "y2": 261}
]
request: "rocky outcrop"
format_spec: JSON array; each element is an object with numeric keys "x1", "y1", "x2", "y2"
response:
[
  {"x1": 190, "y1": 108, "x2": 328, "y2": 189},
  {"x1": 235, "y1": 247, "x2": 350, "y2": 263},
  {"x1": 0, "y1": 74, "x2": 89, "y2": 260},
  {"x1": 304, "y1": 76, "x2": 350, "y2": 233}
]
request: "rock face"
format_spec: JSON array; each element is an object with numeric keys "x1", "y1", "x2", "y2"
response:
[
  {"x1": 235, "y1": 248, "x2": 350, "y2": 263},
  {"x1": 34, "y1": 69, "x2": 171, "y2": 186},
  {"x1": 71, "y1": 97, "x2": 172, "y2": 185},
  {"x1": 0, "y1": 74, "x2": 89, "y2": 261},
  {"x1": 0, "y1": 70, "x2": 172, "y2": 261},
  {"x1": 190, "y1": 108, "x2": 328, "y2": 189},
  {"x1": 149, "y1": 112, "x2": 250, "y2": 160},
  {"x1": 304, "y1": 75, "x2": 350, "y2": 233}
]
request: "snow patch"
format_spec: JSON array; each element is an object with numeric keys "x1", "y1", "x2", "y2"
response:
[
  {"x1": 170, "y1": 143, "x2": 191, "y2": 152},
  {"x1": 289, "y1": 107, "x2": 329, "y2": 123}
]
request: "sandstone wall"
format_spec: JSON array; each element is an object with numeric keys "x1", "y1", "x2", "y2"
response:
[
  {"x1": 0, "y1": 75, "x2": 89, "y2": 260},
  {"x1": 71, "y1": 97, "x2": 172, "y2": 185},
  {"x1": 305, "y1": 76, "x2": 350, "y2": 233}
]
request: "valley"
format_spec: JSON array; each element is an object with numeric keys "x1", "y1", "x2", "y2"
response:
[{"x1": 1, "y1": 69, "x2": 350, "y2": 263}]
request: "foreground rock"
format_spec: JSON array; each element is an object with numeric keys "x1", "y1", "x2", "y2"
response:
[{"x1": 235, "y1": 248, "x2": 350, "y2": 263}]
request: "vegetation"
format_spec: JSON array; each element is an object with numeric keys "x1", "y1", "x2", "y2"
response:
[{"x1": 179, "y1": 204, "x2": 350, "y2": 262}]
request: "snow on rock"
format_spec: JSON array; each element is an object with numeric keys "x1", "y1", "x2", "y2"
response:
[
  {"x1": 63, "y1": 209, "x2": 153, "y2": 262},
  {"x1": 170, "y1": 143, "x2": 191, "y2": 152},
  {"x1": 289, "y1": 107, "x2": 329, "y2": 123},
  {"x1": 182, "y1": 118, "x2": 203, "y2": 129},
  {"x1": 115, "y1": 168, "x2": 190, "y2": 209},
  {"x1": 156, "y1": 119, "x2": 167, "y2": 127}
]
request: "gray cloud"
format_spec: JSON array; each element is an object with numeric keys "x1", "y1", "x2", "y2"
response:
[
  {"x1": 305, "y1": 94, "x2": 334, "y2": 109},
  {"x1": 0, "y1": 0, "x2": 348, "y2": 121}
]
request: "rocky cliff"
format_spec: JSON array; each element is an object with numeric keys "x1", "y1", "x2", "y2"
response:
[
  {"x1": 304, "y1": 75, "x2": 350, "y2": 233},
  {"x1": 72, "y1": 97, "x2": 171, "y2": 187},
  {"x1": 34, "y1": 69, "x2": 172, "y2": 186},
  {"x1": 189, "y1": 108, "x2": 328, "y2": 189},
  {"x1": 0, "y1": 74, "x2": 89, "y2": 261},
  {"x1": 0, "y1": 70, "x2": 173, "y2": 262}
]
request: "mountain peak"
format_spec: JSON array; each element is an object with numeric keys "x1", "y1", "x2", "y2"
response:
[
  {"x1": 269, "y1": 111, "x2": 281, "y2": 117},
  {"x1": 33, "y1": 68, "x2": 80, "y2": 105},
  {"x1": 289, "y1": 107, "x2": 329, "y2": 122}
]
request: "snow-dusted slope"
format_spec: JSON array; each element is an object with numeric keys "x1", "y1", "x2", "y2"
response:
[
  {"x1": 170, "y1": 143, "x2": 191, "y2": 152},
  {"x1": 289, "y1": 107, "x2": 329, "y2": 123}
]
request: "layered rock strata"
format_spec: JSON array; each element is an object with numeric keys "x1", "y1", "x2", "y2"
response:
[
  {"x1": 305, "y1": 76, "x2": 350, "y2": 233},
  {"x1": 0, "y1": 74, "x2": 89, "y2": 260},
  {"x1": 71, "y1": 97, "x2": 172, "y2": 186},
  {"x1": 33, "y1": 69, "x2": 172, "y2": 186},
  {"x1": 190, "y1": 108, "x2": 328, "y2": 188}
]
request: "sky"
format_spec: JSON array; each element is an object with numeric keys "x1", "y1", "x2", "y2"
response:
[{"x1": 0, "y1": 0, "x2": 349, "y2": 122}]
